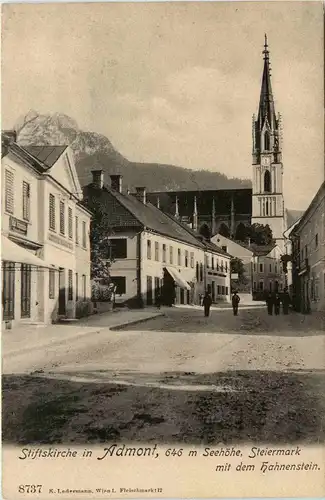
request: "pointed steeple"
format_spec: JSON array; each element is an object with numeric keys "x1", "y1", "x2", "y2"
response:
[
  {"x1": 192, "y1": 196, "x2": 198, "y2": 232},
  {"x1": 175, "y1": 196, "x2": 179, "y2": 219},
  {"x1": 257, "y1": 34, "x2": 276, "y2": 131}
]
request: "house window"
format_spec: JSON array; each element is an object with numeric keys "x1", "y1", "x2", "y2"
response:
[
  {"x1": 217, "y1": 259, "x2": 219, "y2": 271},
  {"x1": 259, "y1": 263, "x2": 263, "y2": 273},
  {"x1": 196, "y1": 262, "x2": 199, "y2": 280},
  {"x1": 222, "y1": 286, "x2": 225, "y2": 295},
  {"x1": 222, "y1": 245, "x2": 227, "y2": 252},
  {"x1": 110, "y1": 238, "x2": 127, "y2": 259},
  {"x1": 162, "y1": 244, "x2": 167, "y2": 263},
  {"x1": 253, "y1": 263, "x2": 256, "y2": 272},
  {"x1": 59, "y1": 201, "x2": 65, "y2": 235},
  {"x1": 49, "y1": 194, "x2": 56, "y2": 230},
  {"x1": 190, "y1": 252, "x2": 194, "y2": 268},
  {"x1": 75, "y1": 216, "x2": 79, "y2": 244},
  {"x1": 75, "y1": 272, "x2": 79, "y2": 301},
  {"x1": 185, "y1": 250, "x2": 189, "y2": 267},
  {"x1": 170, "y1": 246, "x2": 173, "y2": 264},
  {"x1": 68, "y1": 207, "x2": 73, "y2": 239},
  {"x1": 5, "y1": 169, "x2": 14, "y2": 214},
  {"x1": 253, "y1": 281, "x2": 257, "y2": 291},
  {"x1": 225, "y1": 261, "x2": 228, "y2": 272},
  {"x1": 68, "y1": 269, "x2": 73, "y2": 300},
  {"x1": 49, "y1": 269, "x2": 55, "y2": 299},
  {"x1": 82, "y1": 221, "x2": 87, "y2": 248},
  {"x1": 211, "y1": 257, "x2": 214, "y2": 269},
  {"x1": 147, "y1": 240, "x2": 152, "y2": 260},
  {"x1": 177, "y1": 249, "x2": 181, "y2": 266},
  {"x1": 82, "y1": 274, "x2": 86, "y2": 300},
  {"x1": 315, "y1": 234, "x2": 318, "y2": 249},
  {"x1": 225, "y1": 287, "x2": 228, "y2": 295},
  {"x1": 155, "y1": 242, "x2": 159, "y2": 261},
  {"x1": 220, "y1": 260, "x2": 224, "y2": 272},
  {"x1": 111, "y1": 276, "x2": 126, "y2": 295},
  {"x1": 217, "y1": 285, "x2": 221, "y2": 295},
  {"x1": 259, "y1": 281, "x2": 264, "y2": 290},
  {"x1": 22, "y1": 181, "x2": 30, "y2": 221}
]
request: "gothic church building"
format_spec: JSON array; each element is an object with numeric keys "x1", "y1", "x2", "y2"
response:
[{"x1": 148, "y1": 37, "x2": 287, "y2": 250}]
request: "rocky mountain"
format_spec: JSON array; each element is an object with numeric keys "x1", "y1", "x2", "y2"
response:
[{"x1": 15, "y1": 111, "x2": 251, "y2": 191}]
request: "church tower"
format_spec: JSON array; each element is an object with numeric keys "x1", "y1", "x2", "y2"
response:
[{"x1": 251, "y1": 35, "x2": 286, "y2": 250}]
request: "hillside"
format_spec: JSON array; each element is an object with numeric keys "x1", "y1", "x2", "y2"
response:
[{"x1": 15, "y1": 111, "x2": 251, "y2": 191}]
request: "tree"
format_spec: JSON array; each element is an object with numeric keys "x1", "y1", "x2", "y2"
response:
[
  {"x1": 88, "y1": 199, "x2": 114, "y2": 281},
  {"x1": 246, "y1": 223, "x2": 274, "y2": 246},
  {"x1": 230, "y1": 257, "x2": 249, "y2": 289}
]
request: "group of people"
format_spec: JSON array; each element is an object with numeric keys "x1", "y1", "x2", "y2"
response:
[{"x1": 265, "y1": 289, "x2": 290, "y2": 315}]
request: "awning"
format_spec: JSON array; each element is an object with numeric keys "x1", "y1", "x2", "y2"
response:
[
  {"x1": 165, "y1": 266, "x2": 191, "y2": 291},
  {"x1": 1, "y1": 236, "x2": 57, "y2": 269}
]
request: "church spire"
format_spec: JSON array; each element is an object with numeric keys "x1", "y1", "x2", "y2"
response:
[{"x1": 257, "y1": 34, "x2": 276, "y2": 131}]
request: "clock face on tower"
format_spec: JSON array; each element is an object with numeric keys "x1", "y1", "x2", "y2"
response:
[{"x1": 261, "y1": 155, "x2": 271, "y2": 167}]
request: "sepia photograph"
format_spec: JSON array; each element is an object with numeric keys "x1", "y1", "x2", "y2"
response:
[{"x1": 1, "y1": 1, "x2": 324, "y2": 497}]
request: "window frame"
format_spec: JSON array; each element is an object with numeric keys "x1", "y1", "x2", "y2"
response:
[
  {"x1": 22, "y1": 181, "x2": 31, "y2": 221},
  {"x1": 5, "y1": 169, "x2": 14, "y2": 214}
]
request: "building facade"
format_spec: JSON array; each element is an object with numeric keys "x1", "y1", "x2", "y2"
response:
[
  {"x1": 83, "y1": 172, "x2": 231, "y2": 308},
  {"x1": 290, "y1": 182, "x2": 325, "y2": 313},
  {"x1": 251, "y1": 245, "x2": 286, "y2": 298},
  {"x1": 1, "y1": 134, "x2": 92, "y2": 328}
]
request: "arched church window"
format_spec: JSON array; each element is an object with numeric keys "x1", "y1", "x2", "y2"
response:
[
  {"x1": 219, "y1": 223, "x2": 230, "y2": 238},
  {"x1": 235, "y1": 223, "x2": 247, "y2": 242},
  {"x1": 264, "y1": 170, "x2": 271, "y2": 193},
  {"x1": 264, "y1": 131, "x2": 270, "y2": 151},
  {"x1": 265, "y1": 200, "x2": 269, "y2": 216}
]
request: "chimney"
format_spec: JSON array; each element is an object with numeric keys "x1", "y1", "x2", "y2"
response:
[
  {"x1": 1, "y1": 130, "x2": 17, "y2": 157},
  {"x1": 92, "y1": 170, "x2": 104, "y2": 189},
  {"x1": 110, "y1": 174, "x2": 123, "y2": 193},
  {"x1": 135, "y1": 186, "x2": 146, "y2": 204}
]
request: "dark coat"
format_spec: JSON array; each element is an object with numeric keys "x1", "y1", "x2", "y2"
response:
[{"x1": 203, "y1": 295, "x2": 212, "y2": 307}]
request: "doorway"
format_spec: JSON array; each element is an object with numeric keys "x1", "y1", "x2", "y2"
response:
[
  {"x1": 2, "y1": 262, "x2": 15, "y2": 320},
  {"x1": 58, "y1": 268, "x2": 66, "y2": 315},
  {"x1": 21, "y1": 264, "x2": 31, "y2": 318}
]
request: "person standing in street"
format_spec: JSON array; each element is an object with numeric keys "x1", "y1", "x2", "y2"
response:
[
  {"x1": 202, "y1": 291, "x2": 212, "y2": 317},
  {"x1": 274, "y1": 293, "x2": 281, "y2": 315},
  {"x1": 266, "y1": 292, "x2": 274, "y2": 315},
  {"x1": 282, "y1": 288, "x2": 290, "y2": 315},
  {"x1": 232, "y1": 291, "x2": 240, "y2": 316}
]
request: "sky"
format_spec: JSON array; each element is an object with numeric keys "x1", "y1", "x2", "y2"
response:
[{"x1": 2, "y1": 1, "x2": 324, "y2": 210}]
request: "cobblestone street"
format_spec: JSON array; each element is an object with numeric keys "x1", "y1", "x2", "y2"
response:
[{"x1": 3, "y1": 306, "x2": 325, "y2": 445}]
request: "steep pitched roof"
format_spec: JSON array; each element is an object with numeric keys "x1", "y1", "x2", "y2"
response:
[
  {"x1": 23, "y1": 145, "x2": 67, "y2": 170},
  {"x1": 251, "y1": 243, "x2": 277, "y2": 257},
  {"x1": 83, "y1": 184, "x2": 210, "y2": 248}
]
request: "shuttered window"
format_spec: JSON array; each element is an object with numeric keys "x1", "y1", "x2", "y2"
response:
[
  {"x1": 68, "y1": 269, "x2": 73, "y2": 300},
  {"x1": 49, "y1": 194, "x2": 56, "y2": 230},
  {"x1": 5, "y1": 170, "x2": 14, "y2": 214},
  {"x1": 59, "y1": 201, "x2": 65, "y2": 235},
  {"x1": 75, "y1": 273, "x2": 79, "y2": 301},
  {"x1": 68, "y1": 207, "x2": 73, "y2": 239},
  {"x1": 75, "y1": 216, "x2": 79, "y2": 244},
  {"x1": 82, "y1": 221, "x2": 87, "y2": 248},
  {"x1": 22, "y1": 181, "x2": 30, "y2": 221}
]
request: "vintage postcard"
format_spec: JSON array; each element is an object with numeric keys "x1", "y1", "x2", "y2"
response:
[{"x1": 1, "y1": 1, "x2": 324, "y2": 498}]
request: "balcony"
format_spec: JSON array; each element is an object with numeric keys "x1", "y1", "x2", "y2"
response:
[
  {"x1": 298, "y1": 258, "x2": 310, "y2": 276},
  {"x1": 9, "y1": 216, "x2": 28, "y2": 236}
]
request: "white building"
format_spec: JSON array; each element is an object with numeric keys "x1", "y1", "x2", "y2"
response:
[
  {"x1": 83, "y1": 172, "x2": 231, "y2": 307},
  {"x1": 1, "y1": 132, "x2": 92, "y2": 328}
]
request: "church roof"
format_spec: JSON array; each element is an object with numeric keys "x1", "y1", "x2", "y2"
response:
[{"x1": 257, "y1": 35, "x2": 277, "y2": 130}]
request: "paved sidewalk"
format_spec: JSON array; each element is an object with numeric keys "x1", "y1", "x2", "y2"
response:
[{"x1": 2, "y1": 308, "x2": 164, "y2": 357}]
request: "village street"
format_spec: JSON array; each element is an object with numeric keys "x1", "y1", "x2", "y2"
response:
[{"x1": 2, "y1": 306, "x2": 325, "y2": 446}]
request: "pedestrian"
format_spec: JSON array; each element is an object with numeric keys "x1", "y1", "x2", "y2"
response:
[
  {"x1": 232, "y1": 291, "x2": 240, "y2": 316},
  {"x1": 282, "y1": 288, "x2": 290, "y2": 315},
  {"x1": 202, "y1": 291, "x2": 212, "y2": 317},
  {"x1": 266, "y1": 292, "x2": 274, "y2": 315},
  {"x1": 274, "y1": 293, "x2": 281, "y2": 315},
  {"x1": 155, "y1": 290, "x2": 161, "y2": 310}
]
